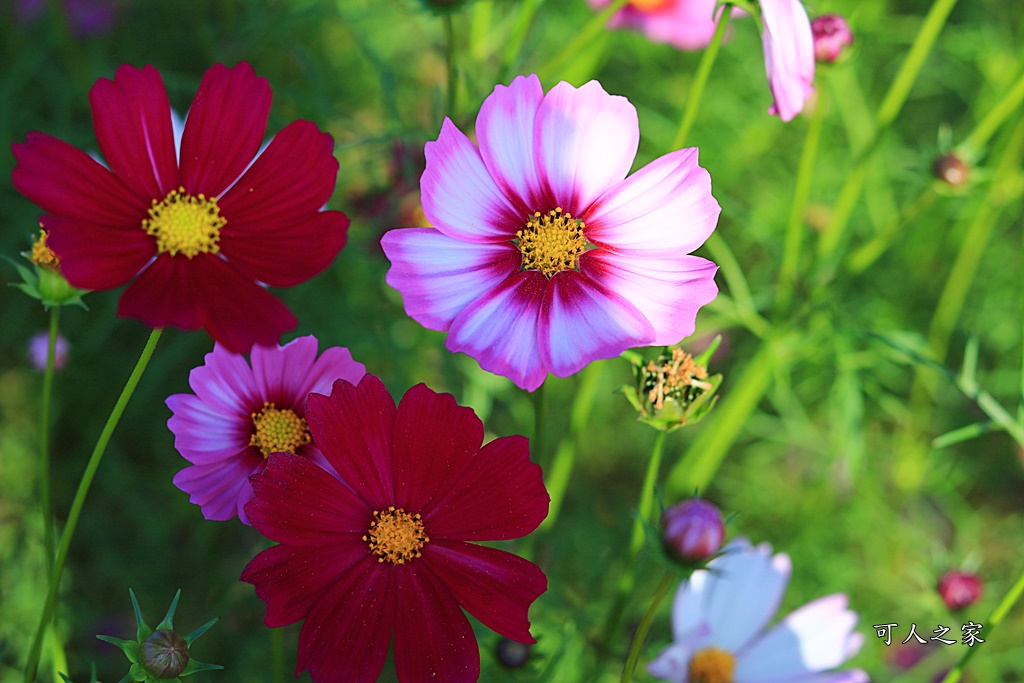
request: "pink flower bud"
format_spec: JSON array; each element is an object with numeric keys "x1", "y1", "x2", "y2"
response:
[
  {"x1": 811, "y1": 14, "x2": 853, "y2": 63},
  {"x1": 937, "y1": 570, "x2": 982, "y2": 610},
  {"x1": 662, "y1": 498, "x2": 725, "y2": 563}
]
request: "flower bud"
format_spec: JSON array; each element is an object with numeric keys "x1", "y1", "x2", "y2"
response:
[
  {"x1": 28, "y1": 331, "x2": 70, "y2": 372},
  {"x1": 10, "y1": 229, "x2": 88, "y2": 309},
  {"x1": 933, "y1": 153, "x2": 970, "y2": 188},
  {"x1": 662, "y1": 498, "x2": 725, "y2": 563},
  {"x1": 495, "y1": 637, "x2": 531, "y2": 669},
  {"x1": 141, "y1": 629, "x2": 189, "y2": 678},
  {"x1": 811, "y1": 14, "x2": 853, "y2": 63},
  {"x1": 937, "y1": 570, "x2": 982, "y2": 610}
]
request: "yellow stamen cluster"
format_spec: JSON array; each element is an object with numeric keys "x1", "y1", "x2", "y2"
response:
[
  {"x1": 249, "y1": 403, "x2": 310, "y2": 457},
  {"x1": 31, "y1": 228, "x2": 60, "y2": 271},
  {"x1": 143, "y1": 187, "x2": 225, "y2": 258},
  {"x1": 515, "y1": 207, "x2": 589, "y2": 278},
  {"x1": 644, "y1": 347, "x2": 711, "y2": 414},
  {"x1": 364, "y1": 506, "x2": 429, "y2": 565},
  {"x1": 688, "y1": 647, "x2": 735, "y2": 683}
]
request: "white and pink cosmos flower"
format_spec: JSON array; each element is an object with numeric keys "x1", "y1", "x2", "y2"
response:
[
  {"x1": 381, "y1": 75, "x2": 720, "y2": 392},
  {"x1": 648, "y1": 538, "x2": 868, "y2": 683},
  {"x1": 588, "y1": 0, "x2": 726, "y2": 52},
  {"x1": 762, "y1": 0, "x2": 816, "y2": 121}
]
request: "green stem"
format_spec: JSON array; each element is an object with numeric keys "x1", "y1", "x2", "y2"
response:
[
  {"x1": 497, "y1": 0, "x2": 546, "y2": 84},
  {"x1": 270, "y1": 627, "x2": 285, "y2": 683},
  {"x1": 939, "y1": 565, "x2": 1024, "y2": 683},
  {"x1": 24, "y1": 328, "x2": 163, "y2": 683},
  {"x1": 620, "y1": 572, "x2": 674, "y2": 683},
  {"x1": 671, "y1": 8, "x2": 731, "y2": 150},
  {"x1": 845, "y1": 187, "x2": 937, "y2": 274},
  {"x1": 39, "y1": 305, "x2": 61, "y2": 574},
  {"x1": 536, "y1": 0, "x2": 629, "y2": 82},
  {"x1": 444, "y1": 12, "x2": 458, "y2": 116},
  {"x1": 531, "y1": 379, "x2": 547, "y2": 468},
  {"x1": 961, "y1": 66, "x2": 1024, "y2": 156},
  {"x1": 629, "y1": 431, "x2": 666, "y2": 555}
]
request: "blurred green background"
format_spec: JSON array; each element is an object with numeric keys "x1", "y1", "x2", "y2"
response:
[{"x1": 1, "y1": 0, "x2": 1022, "y2": 681}]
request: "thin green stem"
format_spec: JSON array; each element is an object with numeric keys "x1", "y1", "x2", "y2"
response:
[
  {"x1": 444, "y1": 12, "x2": 457, "y2": 116},
  {"x1": 961, "y1": 66, "x2": 1024, "y2": 156},
  {"x1": 703, "y1": 234, "x2": 772, "y2": 339},
  {"x1": 536, "y1": 0, "x2": 628, "y2": 82},
  {"x1": 39, "y1": 305, "x2": 61, "y2": 574},
  {"x1": 24, "y1": 328, "x2": 163, "y2": 683},
  {"x1": 671, "y1": 9, "x2": 731, "y2": 150},
  {"x1": 939, "y1": 565, "x2": 1024, "y2": 683},
  {"x1": 620, "y1": 572, "x2": 674, "y2": 683},
  {"x1": 531, "y1": 380, "x2": 547, "y2": 469},
  {"x1": 629, "y1": 431, "x2": 666, "y2": 556},
  {"x1": 270, "y1": 627, "x2": 285, "y2": 683},
  {"x1": 497, "y1": 0, "x2": 545, "y2": 84},
  {"x1": 775, "y1": 85, "x2": 827, "y2": 316}
]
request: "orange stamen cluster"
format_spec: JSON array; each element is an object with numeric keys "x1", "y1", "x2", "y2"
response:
[
  {"x1": 515, "y1": 207, "x2": 589, "y2": 278},
  {"x1": 249, "y1": 403, "x2": 310, "y2": 457},
  {"x1": 364, "y1": 507, "x2": 429, "y2": 565}
]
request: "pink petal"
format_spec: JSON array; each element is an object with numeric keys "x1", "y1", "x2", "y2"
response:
[
  {"x1": 381, "y1": 228, "x2": 521, "y2": 332},
  {"x1": 584, "y1": 251, "x2": 718, "y2": 345},
  {"x1": 584, "y1": 147, "x2": 720, "y2": 256},
  {"x1": 180, "y1": 62, "x2": 271, "y2": 196},
  {"x1": 534, "y1": 80, "x2": 639, "y2": 214},
  {"x1": 304, "y1": 376, "x2": 396, "y2": 510},
  {"x1": 762, "y1": 0, "x2": 815, "y2": 122},
  {"x1": 446, "y1": 271, "x2": 548, "y2": 392},
  {"x1": 393, "y1": 563, "x2": 480, "y2": 683},
  {"x1": 186, "y1": 343, "x2": 260, "y2": 416},
  {"x1": 166, "y1": 393, "x2": 251, "y2": 463},
  {"x1": 425, "y1": 435, "x2": 548, "y2": 541},
  {"x1": 89, "y1": 64, "x2": 179, "y2": 200},
  {"x1": 41, "y1": 214, "x2": 154, "y2": 290},
  {"x1": 246, "y1": 453, "x2": 372, "y2": 543},
  {"x1": 421, "y1": 118, "x2": 522, "y2": 243},
  {"x1": 538, "y1": 269, "x2": 654, "y2": 378},
  {"x1": 249, "y1": 335, "x2": 318, "y2": 407},
  {"x1": 294, "y1": 345, "x2": 366, "y2": 404},
  {"x1": 600, "y1": 0, "x2": 724, "y2": 51},
  {"x1": 172, "y1": 453, "x2": 262, "y2": 522},
  {"x1": 424, "y1": 540, "x2": 546, "y2": 643},
  {"x1": 12, "y1": 132, "x2": 147, "y2": 225},
  {"x1": 390, "y1": 384, "x2": 484, "y2": 513},
  {"x1": 475, "y1": 74, "x2": 546, "y2": 212}
]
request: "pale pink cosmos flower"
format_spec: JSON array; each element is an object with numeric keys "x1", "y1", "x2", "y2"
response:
[
  {"x1": 587, "y1": 0, "x2": 725, "y2": 51},
  {"x1": 761, "y1": 0, "x2": 816, "y2": 121},
  {"x1": 648, "y1": 538, "x2": 868, "y2": 683},
  {"x1": 381, "y1": 75, "x2": 720, "y2": 392}
]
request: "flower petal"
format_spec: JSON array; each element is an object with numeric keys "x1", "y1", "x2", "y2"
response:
[
  {"x1": 475, "y1": 74, "x2": 546, "y2": 212},
  {"x1": 41, "y1": 214, "x2": 154, "y2": 290},
  {"x1": 381, "y1": 228, "x2": 521, "y2": 332},
  {"x1": 180, "y1": 62, "x2": 271, "y2": 196},
  {"x1": 393, "y1": 562, "x2": 480, "y2": 683},
  {"x1": 172, "y1": 453, "x2": 262, "y2": 522},
  {"x1": 538, "y1": 269, "x2": 654, "y2": 378},
  {"x1": 249, "y1": 335, "x2": 365, "y2": 409},
  {"x1": 12, "y1": 132, "x2": 147, "y2": 225},
  {"x1": 89, "y1": 64, "x2": 179, "y2": 199},
  {"x1": 647, "y1": 642, "x2": 695, "y2": 683},
  {"x1": 118, "y1": 255, "x2": 203, "y2": 332},
  {"x1": 425, "y1": 435, "x2": 548, "y2": 541},
  {"x1": 304, "y1": 376, "x2": 396, "y2": 510},
  {"x1": 584, "y1": 251, "x2": 718, "y2": 345},
  {"x1": 602, "y1": 0, "x2": 724, "y2": 51},
  {"x1": 391, "y1": 384, "x2": 484, "y2": 513},
  {"x1": 166, "y1": 393, "x2": 251, "y2": 464},
  {"x1": 421, "y1": 118, "x2": 521, "y2": 243},
  {"x1": 584, "y1": 148, "x2": 720, "y2": 255},
  {"x1": 534, "y1": 80, "x2": 639, "y2": 214},
  {"x1": 424, "y1": 540, "x2": 546, "y2": 644},
  {"x1": 447, "y1": 271, "x2": 548, "y2": 392},
  {"x1": 186, "y1": 343, "x2": 261, "y2": 416},
  {"x1": 762, "y1": 0, "x2": 815, "y2": 122}
]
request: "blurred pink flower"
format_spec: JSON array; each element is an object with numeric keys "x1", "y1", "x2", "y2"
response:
[
  {"x1": 15, "y1": 0, "x2": 119, "y2": 36},
  {"x1": 27, "y1": 331, "x2": 70, "y2": 372},
  {"x1": 811, "y1": 14, "x2": 853, "y2": 64},
  {"x1": 587, "y1": 0, "x2": 725, "y2": 51},
  {"x1": 762, "y1": 0, "x2": 816, "y2": 121}
]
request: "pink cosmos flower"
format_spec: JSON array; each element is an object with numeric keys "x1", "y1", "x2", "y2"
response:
[
  {"x1": 648, "y1": 538, "x2": 868, "y2": 683},
  {"x1": 242, "y1": 375, "x2": 549, "y2": 683},
  {"x1": 166, "y1": 335, "x2": 364, "y2": 525},
  {"x1": 12, "y1": 63, "x2": 349, "y2": 353},
  {"x1": 381, "y1": 75, "x2": 720, "y2": 392},
  {"x1": 588, "y1": 0, "x2": 724, "y2": 51},
  {"x1": 761, "y1": 0, "x2": 815, "y2": 121}
]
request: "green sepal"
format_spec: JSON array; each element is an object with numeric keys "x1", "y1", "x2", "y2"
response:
[
  {"x1": 128, "y1": 589, "x2": 153, "y2": 642},
  {"x1": 3, "y1": 254, "x2": 89, "y2": 309},
  {"x1": 97, "y1": 635, "x2": 141, "y2": 663},
  {"x1": 156, "y1": 590, "x2": 182, "y2": 631},
  {"x1": 180, "y1": 659, "x2": 225, "y2": 677},
  {"x1": 182, "y1": 618, "x2": 219, "y2": 646}
]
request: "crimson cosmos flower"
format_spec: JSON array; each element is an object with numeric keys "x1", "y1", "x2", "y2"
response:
[
  {"x1": 242, "y1": 375, "x2": 549, "y2": 683},
  {"x1": 12, "y1": 62, "x2": 348, "y2": 352}
]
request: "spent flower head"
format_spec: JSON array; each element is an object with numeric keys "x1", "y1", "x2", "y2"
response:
[
  {"x1": 621, "y1": 339, "x2": 722, "y2": 431},
  {"x1": 97, "y1": 589, "x2": 221, "y2": 683},
  {"x1": 8, "y1": 229, "x2": 89, "y2": 309}
]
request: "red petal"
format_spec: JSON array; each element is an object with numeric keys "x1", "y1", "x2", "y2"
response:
[
  {"x1": 425, "y1": 540, "x2": 546, "y2": 643},
  {"x1": 296, "y1": 556, "x2": 396, "y2": 683},
  {"x1": 393, "y1": 563, "x2": 480, "y2": 683},
  {"x1": 219, "y1": 120, "x2": 339, "y2": 224},
  {"x1": 423, "y1": 435, "x2": 549, "y2": 541},
  {"x1": 220, "y1": 210, "x2": 348, "y2": 287},
  {"x1": 180, "y1": 62, "x2": 270, "y2": 197},
  {"x1": 118, "y1": 255, "x2": 202, "y2": 331},
  {"x1": 246, "y1": 453, "x2": 371, "y2": 544},
  {"x1": 391, "y1": 384, "x2": 484, "y2": 513},
  {"x1": 42, "y1": 214, "x2": 154, "y2": 290},
  {"x1": 304, "y1": 376, "x2": 397, "y2": 511},
  {"x1": 12, "y1": 132, "x2": 147, "y2": 224},
  {"x1": 89, "y1": 64, "x2": 179, "y2": 200}
]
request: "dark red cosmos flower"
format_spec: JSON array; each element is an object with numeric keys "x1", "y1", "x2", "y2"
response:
[
  {"x1": 241, "y1": 375, "x2": 549, "y2": 683},
  {"x1": 11, "y1": 63, "x2": 348, "y2": 352}
]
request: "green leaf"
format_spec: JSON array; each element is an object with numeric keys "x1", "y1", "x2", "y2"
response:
[
  {"x1": 182, "y1": 617, "x2": 219, "y2": 646},
  {"x1": 157, "y1": 589, "x2": 182, "y2": 631},
  {"x1": 129, "y1": 589, "x2": 152, "y2": 642},
  {"x1": 180, "y1": 659, "x2": 225, "y2": 677},
  {"x1": 932, "y1": 421, "x2": 999, "y2": 448}
]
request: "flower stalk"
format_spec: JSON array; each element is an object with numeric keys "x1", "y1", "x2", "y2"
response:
[{"x1": 671, "y1": 7, "x2": 732, "y2": 150}]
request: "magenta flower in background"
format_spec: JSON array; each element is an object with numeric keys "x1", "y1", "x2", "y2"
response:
[
  {"x1": 242, "y1": 375, "x2": 549, "y2": 683},
  {"x1": 382, "y1": 74, "x2": 720, "y2": 391},
  {"x1": 15, "y1": 0, "x2": 119, "y2": 36},
  {"x1": 648, "y1": 538, "x2": 868, "y2": 683},
  {"x1": 166, "y1": 335, "x2": 364, "y2": 525},
  {"x1": 761, "y1": 0, "x2": 816, "y2": 121},
  {"x1": 587, "y1": 0, "x2": 725, "y2": 51},
  {"x1": 28, "y1": 331, "x2": 70, "y2": 372},
  {"x1": 811, "y1": 14, "x2": 854, "y2": 64}
]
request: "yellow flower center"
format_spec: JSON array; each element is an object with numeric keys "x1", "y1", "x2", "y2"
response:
[
  {"x1": 515, "y1": 207, "x2": 589, "y2": 278},
  {"x1": 31, "y1": 228, "x2": 60, "y2": 271},
  {"x1": 363, "y1": 507, "x2": 429, "y2": 565},
  {"x1": 249, "y1": 403, "x2": 310, "y2": 457},
  {"x1": 629, "y1": 0, "x2": 672, "y2": 11},
  {"x1": 689, "y1": 647, "x2": 735, "y2": 683},
  {"x1": 143, "y1": 187, "x2": 225, "y2": 258}
]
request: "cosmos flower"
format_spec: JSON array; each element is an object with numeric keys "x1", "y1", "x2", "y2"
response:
[
  {"x1": 12, "y1": 62, "x2": 349, "y2": 352},
  {"x1": 242, "y1": 375, "x2": 549, "y2": 683},
  {"x1": 167, "y1": 335, "x2": 364, "y2": 525},
  {"x1": 648, "y1": 538, "x2": 868, "y2": 683},
  {"x1": 381, "y1": 74, "x2": 720, "y2": 391},
  {"x1": 587, "y1": 0, "x2": 725, "y2": 51},
  {"x1": 761, "y1": 0, "x2": 816, "y2": 121}
]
